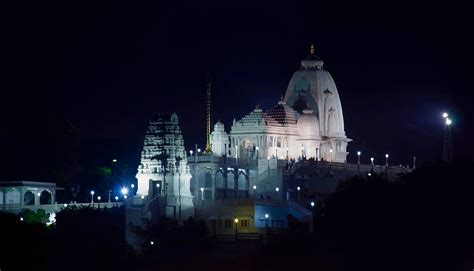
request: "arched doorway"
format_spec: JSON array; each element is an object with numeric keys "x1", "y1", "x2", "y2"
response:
[
  {"x1": 24, "y1": 191, "x2": 35, "y2": 205},
  {"x1": 39, "y1": 190, "x2": 52, "y2": 204}
]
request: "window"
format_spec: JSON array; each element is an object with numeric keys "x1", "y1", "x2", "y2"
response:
[
  {"x1": 240, "y1": 219, "x2": 249, "y2": 228},
  {"x1": 276, "y1": 137, "x2": 282, "y2": 148},
  {"x1": 224, "y1": 219, "x2": 232, "y2": 228},
  {"x1": 268, "y1": 136, "x2": 273, "y2": 147}
]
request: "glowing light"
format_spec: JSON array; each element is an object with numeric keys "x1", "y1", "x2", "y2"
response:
[
  {"x1": 124, "y1": 195, "x2": 128, "y2": 199},
  {"x1": 253, "y1": 185, "x2": 257, "y2": 190},
  {"x1": 197, "y1": 148, "x2": 201, "y2": 153},
  {"x1": 357, "y1": 151, "x2": 361, "y2": 156},
  {"x1": 297, "y1": 186, "x2": 300, "y2": 191},
  {"x1": 63, "y1": 203, "x2": 67, "y2": 207},
  {"x1": 275, "y1": 187, "x2": 280, "y2": 192},
  {"x1": 131, "y1": 184, "x2": 135, "y2": 188},
  {"x1": 385, "y1": 154, "x2": 389, "y2": 158},
  {"x1": 256, "y1": 146, "x2": 259, "y2": 150},
  {"x1": 90, "y1": 191, "x2": 95, "y2": 195},
  {"x1": 329, "y1": 149, "x2": 333, "y2": 153},
  {"x1": 286, "y1": 147, "x2": 289, "y2": 151},
  {"x1": 190, "y1": 150, "x2": 193, "y2": 155},
  {"x1": 150, "y1": 241, "x2": 154, "y2": 245},
  {"x1": 200, "y1": 187, "x2": 204, "y2": 192},
  {"x1": 234, "y1": 218, "x2": 239, "y2": 223},
  {"x1": 20, "y1": 217, "x2": 24, "y2": 221},
  {"x1": 37, "y1": 192, "x2": 41, "y2": 197},
  {"x1": 265, "y1": 213, "x2": 269, "y2": 219},
  {"x1": 112, "y1": 159, "x2": 117, "y2": 163},
  {"x1": 368, "y1": 173, "x2": 372, "y2": 176},
  {"x1": 370, "y1": 157, "x2": 374, "y2": 162},
  {"x1": 445, "y1": 118, "x2": 452, "y2": 125},
  {"x1": 97, "y1": 196, "x2": 101, "y2": 201},
  {"x1": 310, "y1": 201, "x2": 315, "y2": 207},
  {"x1": 115, "y1": 196, "x2": 119, "y2": 201},
  {"x1": 267, "y1": 156, "x2": 270, "y2": 160},
  {"x1": 442, "y1": 112, "x2": 448, "y2": 118},
  {"x1": 121, "y1": 187, "x2": 128, "y2": 195},
  {"x1": 141, "y1": 195, "x2": 145, "y2": 199},
  {"x1": 156, "y1": 183, "x2": 160, "y2": 188},
  {"x1": 301, "y1": 145, "x2": 304, "y2": 150}
]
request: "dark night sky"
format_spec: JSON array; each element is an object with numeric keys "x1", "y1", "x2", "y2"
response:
[{"x1": 1, "y1": 0, "x2": 473, "y2": 180}]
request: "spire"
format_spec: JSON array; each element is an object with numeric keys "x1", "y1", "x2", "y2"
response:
[{"x1": 204, "y1": 73, "x2": 213, "y2": 153}]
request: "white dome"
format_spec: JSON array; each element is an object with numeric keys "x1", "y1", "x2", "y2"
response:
[
  {"x1": 283, "y1": 54, "x2": 346, "y2": 138},
  {"x1": 297, "y1": 109, "x2": 320, "y2": 139}
]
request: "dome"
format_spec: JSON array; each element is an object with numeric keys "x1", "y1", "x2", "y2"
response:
[
  {"x1": 297, "y1": 109, "x2": 320, "y2": 139},
  {"x1": 283, "y1": 51, "x2": 346, "y2": 138},
  {"x1": 214, "y1": 121, "x2": 225, "y2": 131}
]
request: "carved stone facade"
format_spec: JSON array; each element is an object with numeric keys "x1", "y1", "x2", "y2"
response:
[{"x1": 135, "y1": 113, "x2": 194, "y2": 219}]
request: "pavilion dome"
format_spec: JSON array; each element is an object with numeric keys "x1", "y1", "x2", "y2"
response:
[{"x1": 297, "y1": 109, "x2": 320, "y2": 139}]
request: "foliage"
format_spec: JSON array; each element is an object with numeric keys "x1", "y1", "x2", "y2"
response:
[
  {"x1": 317, "y1": 160, "x2": 474, "y2": 271},
  {"x1": 20, "y1": 208, "x2": 49, "y2": 224}
]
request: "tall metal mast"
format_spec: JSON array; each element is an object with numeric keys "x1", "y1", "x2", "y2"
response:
[{"x1": 204, "y1": 74, "x2": 212, "y2": 153}]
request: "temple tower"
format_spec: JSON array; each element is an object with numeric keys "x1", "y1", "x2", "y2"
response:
[{"x1": 135, "y1": 113, "x2": 194, "y2": 219}]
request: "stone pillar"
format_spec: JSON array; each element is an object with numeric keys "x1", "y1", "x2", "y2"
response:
[
  {"x1": 34, "y1": 191, "x2": 40, "y2": 205},
  {"x1": 20, "y1": 187, "x2": 24, "y2": 209},
  {"x1": 211, "y1": 173, "x2": 216, "y2": 200}
]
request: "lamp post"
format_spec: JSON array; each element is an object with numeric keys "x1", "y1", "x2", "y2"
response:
[
  {"x1": 370, "y1": 157, "x2": 374, "y2": 166},
  {"x1": 256, "y1": 146, "x2": 259, "y2": 159},
  {"x1": 90, "y1": 190, "x2": 95, "y2": 204},
  {"x1": 265, "y1": 213, "x2": 269, "y2": 229},
  {"x1": 108, "y1": 190, "x2": 112, "y2": 203},
  {"x1": 300, "y1": 145, "x2": 304, "y2": 159},
  {"x1": 329, "y1": 149, "x2": 333, "y2": 162},
  {"x1": 234, "y1": 218, "x2": 239, "y2": 237},
  {"x1": 357, "y1": 151, "x2": 361, "y2": 165},
  {"x1": 200, "y1": 187, "x2": 204, "y2": 201},
  {"x1": 115, "y1": 196, "x2": 119, "y2": 201},
  {"x1": 385, "y1": 154, "x2": 389, "y2": 166},
  {"x1": 297, "y1": 186, "x2": 300, "y2": 201},
  {"x1": 156, "y1": 183, "x2": 161, "y2": 195},
  {"x1": 121, "y1": 187, "x2": 128, "y2": 205},
  {"x1": 443, "y1": 113, "x2": 453, "y2": 162},
  {"x1": 253, "y1": 185, "x2": 257, "y2": 198}
]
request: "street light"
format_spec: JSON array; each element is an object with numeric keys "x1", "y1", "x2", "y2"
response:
[
  {"x1": 357, "y1": 151, "x2": 361, "y2": 165},
  {"x1": 385, "y1": 154, "x2": 389, "y2": 166},
  {"x1": 90, "y1": 190, "x2": 95, "y2": 204},
  {"x1": 234, "y1": 218, "x2": 239, "y2": 236},
  {"x1": 445, "y1": 118, "x2": 452, "y2": 126},
  {"x1": 189, "y1": 150, "x2": 193, "y2": 156},
  {"x1": 131, "y1": 184, "x2": 135, "y2": 188},
  {"x1": 442, "y1": 112, "x2": 448, "y2": 119},
  {"x1": 97, "y1": 196, "x2": 101, "y2": 201},
  {"x1": 200, "y1": 187, "x2": 204, "y2": 200},
  {"x1": 370, "y1": 157, "x2": 374, "y2": 166},
  {"x1": 256, "y1": 146, "x2": 259, "y2": 159},
  {"x1": 264, "y1": 213, "x2": 269, "y2": 228},
  {"x1": 112, "y1": 159, "x2": 117, "y2": 163},
  {"x1": 150, "y1": 241, "x2": 154, "y2": 246},
  {"x1": 121, "y1": 187, "x2": 128, "y2": 196},
  {"x1": 297, "y1": 186, "x2": 300, "y2": 201},
  {"x1": 275, "y1": 187, "x2": 279, "y2": 192},
  {"x1": 253, "y1": 185, "x2": 257, "y2": 198},
  {"x1": 115, "y1": 196, "x2": 119, "y2": 201}
]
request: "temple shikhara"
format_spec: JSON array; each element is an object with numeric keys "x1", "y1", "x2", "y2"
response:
[{"x1": 128, "y1": 46, "x2": 409, "y2": 243}]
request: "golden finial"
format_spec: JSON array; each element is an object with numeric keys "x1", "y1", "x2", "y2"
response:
[{"x1": 310, "y1": 44, "x2": 315, "y2": 54}]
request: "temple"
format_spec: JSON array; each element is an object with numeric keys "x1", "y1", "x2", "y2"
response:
[{"x1": 129, "y1": 46, "x2": 410, "y2": 243}]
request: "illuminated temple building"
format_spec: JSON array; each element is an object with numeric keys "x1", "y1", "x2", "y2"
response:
[{"x1": 129, "y1": 47, "x2": 410, "y2": 241}]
